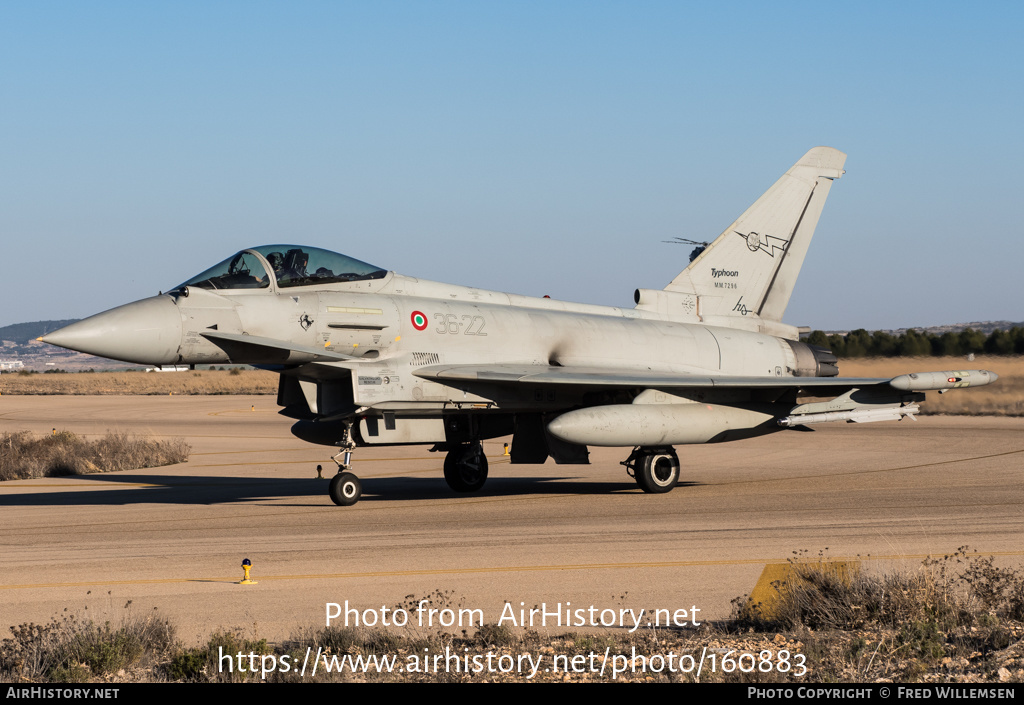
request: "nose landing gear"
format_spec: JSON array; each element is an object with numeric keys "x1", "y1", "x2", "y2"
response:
[
  {"x1": 329, "y1": 471, "x2": 362, "y2": 506},
  {"x1": 327, "y1": 422, "x2": 362, "y2": 506}
]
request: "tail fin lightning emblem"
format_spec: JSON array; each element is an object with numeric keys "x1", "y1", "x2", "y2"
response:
[{"x1": 737, "y1": 231, "x2": 789, "y2": 257}]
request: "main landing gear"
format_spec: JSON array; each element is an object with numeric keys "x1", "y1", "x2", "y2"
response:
[
  {"x1": 327, "y1": 422, "x2": 362, "y2": 506},
  {"x1": 323, "y1": 429, "x2": 490, "y2": 506},
  {"x1": 443, "y1": 442, "x2": 488, "y2": 493},
  {"x1": 622, "y1": 446, "x2": 680, "y2": 494}
]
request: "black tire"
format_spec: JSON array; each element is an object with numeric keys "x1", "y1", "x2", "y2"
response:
[
  {"x1": 329, "y1": 472, "x2": 362, "y2": 506},
  {"x1": 635, "y1": 450, "x2": 679, "y2": 494},
  {"x1": 443, "y1": 443, "x2": 488, "y2": 492}
]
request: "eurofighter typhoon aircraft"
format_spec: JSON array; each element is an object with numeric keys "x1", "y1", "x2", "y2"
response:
[{"x1": 42, "y1": 147, "x2": 997, "y2": 506}]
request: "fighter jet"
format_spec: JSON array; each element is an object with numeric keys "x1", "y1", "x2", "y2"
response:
[{"x1": 41, "y1": 147, "x2": 997, "y2": 506}]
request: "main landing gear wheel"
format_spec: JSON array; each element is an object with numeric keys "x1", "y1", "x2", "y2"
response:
[
  {"x1": 626, "y1": 448, "x2": 680, "y2": 494},
  {"x1": 443, "y1": 443, "x2": 488, "y2": 493},
  {"x1": 329, "y1": 472, "x2": 362, "y2": 506}
]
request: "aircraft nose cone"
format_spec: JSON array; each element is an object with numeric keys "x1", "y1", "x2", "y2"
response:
[{"x1": 40, "y1": 296, "x2": 183, "y2": 365}]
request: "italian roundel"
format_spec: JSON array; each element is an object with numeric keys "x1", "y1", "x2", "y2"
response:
[{"x1": 410, "y1": 311, "x2": 428, "y2": 331}]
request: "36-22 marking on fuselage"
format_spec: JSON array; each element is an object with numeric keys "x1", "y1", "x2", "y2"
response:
[{"x1": 434, "y1": 313, "x2": 487, "y2": 336}]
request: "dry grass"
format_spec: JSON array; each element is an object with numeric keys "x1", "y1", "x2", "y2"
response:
[
  {"x1": 0, "y1": 369, "x2": 277, "y2": 395},
  {"x1": 0, "y1": 430, "x2": 190, "y2": 481},
  {"x1": 837, "y1": 355, "x2": 1023, "y2": 416},
  {"x1": 2, "y1": 606, "x2": 176, "y2": 682},
  {"x1": 732, "y1": 549, "x2": 1024, "y2": 681},
  {"x1": 737, "y1": 549, "x2": 1024, "y2": 632}
]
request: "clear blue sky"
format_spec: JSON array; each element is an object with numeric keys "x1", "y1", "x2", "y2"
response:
[{"x1": 2, "y1": 1, "x2": 1022, "y2": 331}]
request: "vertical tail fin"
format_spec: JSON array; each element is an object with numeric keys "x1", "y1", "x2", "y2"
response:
[{"x1": 665, "y1": 147, "x2": 846, "y2": 323}]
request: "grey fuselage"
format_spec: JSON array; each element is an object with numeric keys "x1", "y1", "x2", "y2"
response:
[{"x1": 177, "y1": 272, "x2": 798, "y2": 378}]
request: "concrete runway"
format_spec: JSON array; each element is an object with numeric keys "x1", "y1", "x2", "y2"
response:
[{"x1": 2, "y1": 395, "x2": 1022, "y2": 645}]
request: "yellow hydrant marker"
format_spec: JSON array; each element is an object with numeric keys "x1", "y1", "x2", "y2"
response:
[{"x1": 239, "y1": 558, "x2": 258, "y2": 585}]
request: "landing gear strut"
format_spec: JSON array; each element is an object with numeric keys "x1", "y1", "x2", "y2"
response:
[
  {"x1": 443, "y1": 442, "x2": 488, "y2": 493},
  {"x1": 327, "y1": 422, "x2": 362, "y2": 506},
  {"x1": 622, "y1": 447, "x2": 680, "y2": 494}
]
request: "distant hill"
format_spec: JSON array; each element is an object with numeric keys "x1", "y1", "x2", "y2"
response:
[
  {"x1": 0, "y1": 320, "x2": 80, "y2": 344},
  {"x1": 906, "y1": 321, "x2": 1023, "y2": 336},
  {"x1": 1, "y1": 319, "x2": 141, "y2": 372}
]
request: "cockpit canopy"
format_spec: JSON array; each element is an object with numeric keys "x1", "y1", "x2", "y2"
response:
[{"x1": 177, "y1": 245, "x2": 388, "y2": 291}]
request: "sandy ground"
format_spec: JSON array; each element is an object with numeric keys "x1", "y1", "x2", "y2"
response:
[{"x1": 1, "y1": 395, "x2": 1022, "y2": 646}]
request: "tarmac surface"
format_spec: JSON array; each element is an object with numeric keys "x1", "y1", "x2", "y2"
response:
[{"x1": 2, "y1": 395, "x2": 1022, "y2": 645}]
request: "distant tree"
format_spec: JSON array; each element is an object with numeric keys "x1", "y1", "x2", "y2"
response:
[
  {"x1": 801, "y1": 325, "x2": 1023, "y2": 358},
  {"x1": 959, "y1": 328, "x2": 987, "y2": 354},
  {"x1": 827, "y1": 334, "x2": 846, "y2": 357},
  {"x1": 869, "y1": 331, "x2": 898, "y2": 357},
  {"x1": 844, "y1": 329, "x2": 871, "y2": 358},
  {"x1": 933, "y1": 332, "x2": 962, "y2": 357},
  {"x1": 897, "y1": 329, "x2": 931, "y2": 357},
  {"x1": 984, "y1": 329, "x2": 1014, "y2": 355},
  {"x1": 1012, "y1": 327, "x2": 1024, "y2": 355},
  {"x1": 804, "y1": 330, "x2": 831, "y2": 349}
]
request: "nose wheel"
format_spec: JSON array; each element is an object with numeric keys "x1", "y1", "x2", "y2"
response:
[{"x1": 329, "y1": 471, "x2": 362, "y2": 506}]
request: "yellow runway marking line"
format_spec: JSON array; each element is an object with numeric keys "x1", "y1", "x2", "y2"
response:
[
  {"x1": 6, "y1": 497, "x2": 1021, "y2": 535},
  {"x1": 7, "y1": 552, "x2": 1024, "y2": 591},
  {"x1": 196, "y1": 460, "x2": 344, "y2": 469},
  {"x1": 191, "y1": 448, "x2": 318, "y2": 456},
  {"x1": 708, "y1": 448, "x2": 1024, "y2": 487},
  {"x1": 0, "y1": 433, "x2": 294, "y2": 441},
  {"x1": 199, "y1": 455, "x2": 441, "y2": 465},
  {"x1": 0, "y1": 560, "x2": 805, "y2": 591},
  {"x1": 207, "y1": 409, "x2": 275, "y2": 416},
  {"x1": 176, "y1": 435, "x2": 294, "y2": 439},
  {"x1": 0, "y1": 489, "x2": 579, "y2": 535},
  {"x1": 194, "y1": 454, "x2": 508, "y2": 470},
  {"x1": 0, "y1": 483, "x2": 578, "y2": 533}
]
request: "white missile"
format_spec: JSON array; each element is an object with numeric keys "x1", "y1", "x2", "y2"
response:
[
  {"x1": 778, "y1": 404, "x2": 920, "y2": 427},
  {"x1": 889, "y1": 370, "x2": 998, "y2": 391}
]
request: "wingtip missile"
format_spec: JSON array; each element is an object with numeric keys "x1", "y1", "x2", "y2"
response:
[{"x1": 889, "y1": 370, "x2": 998, "y2": 392}]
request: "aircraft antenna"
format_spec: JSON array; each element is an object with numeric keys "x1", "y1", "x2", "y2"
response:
[{"x1": 662, "y1": 237, "x2": 710, "y2": 263}]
